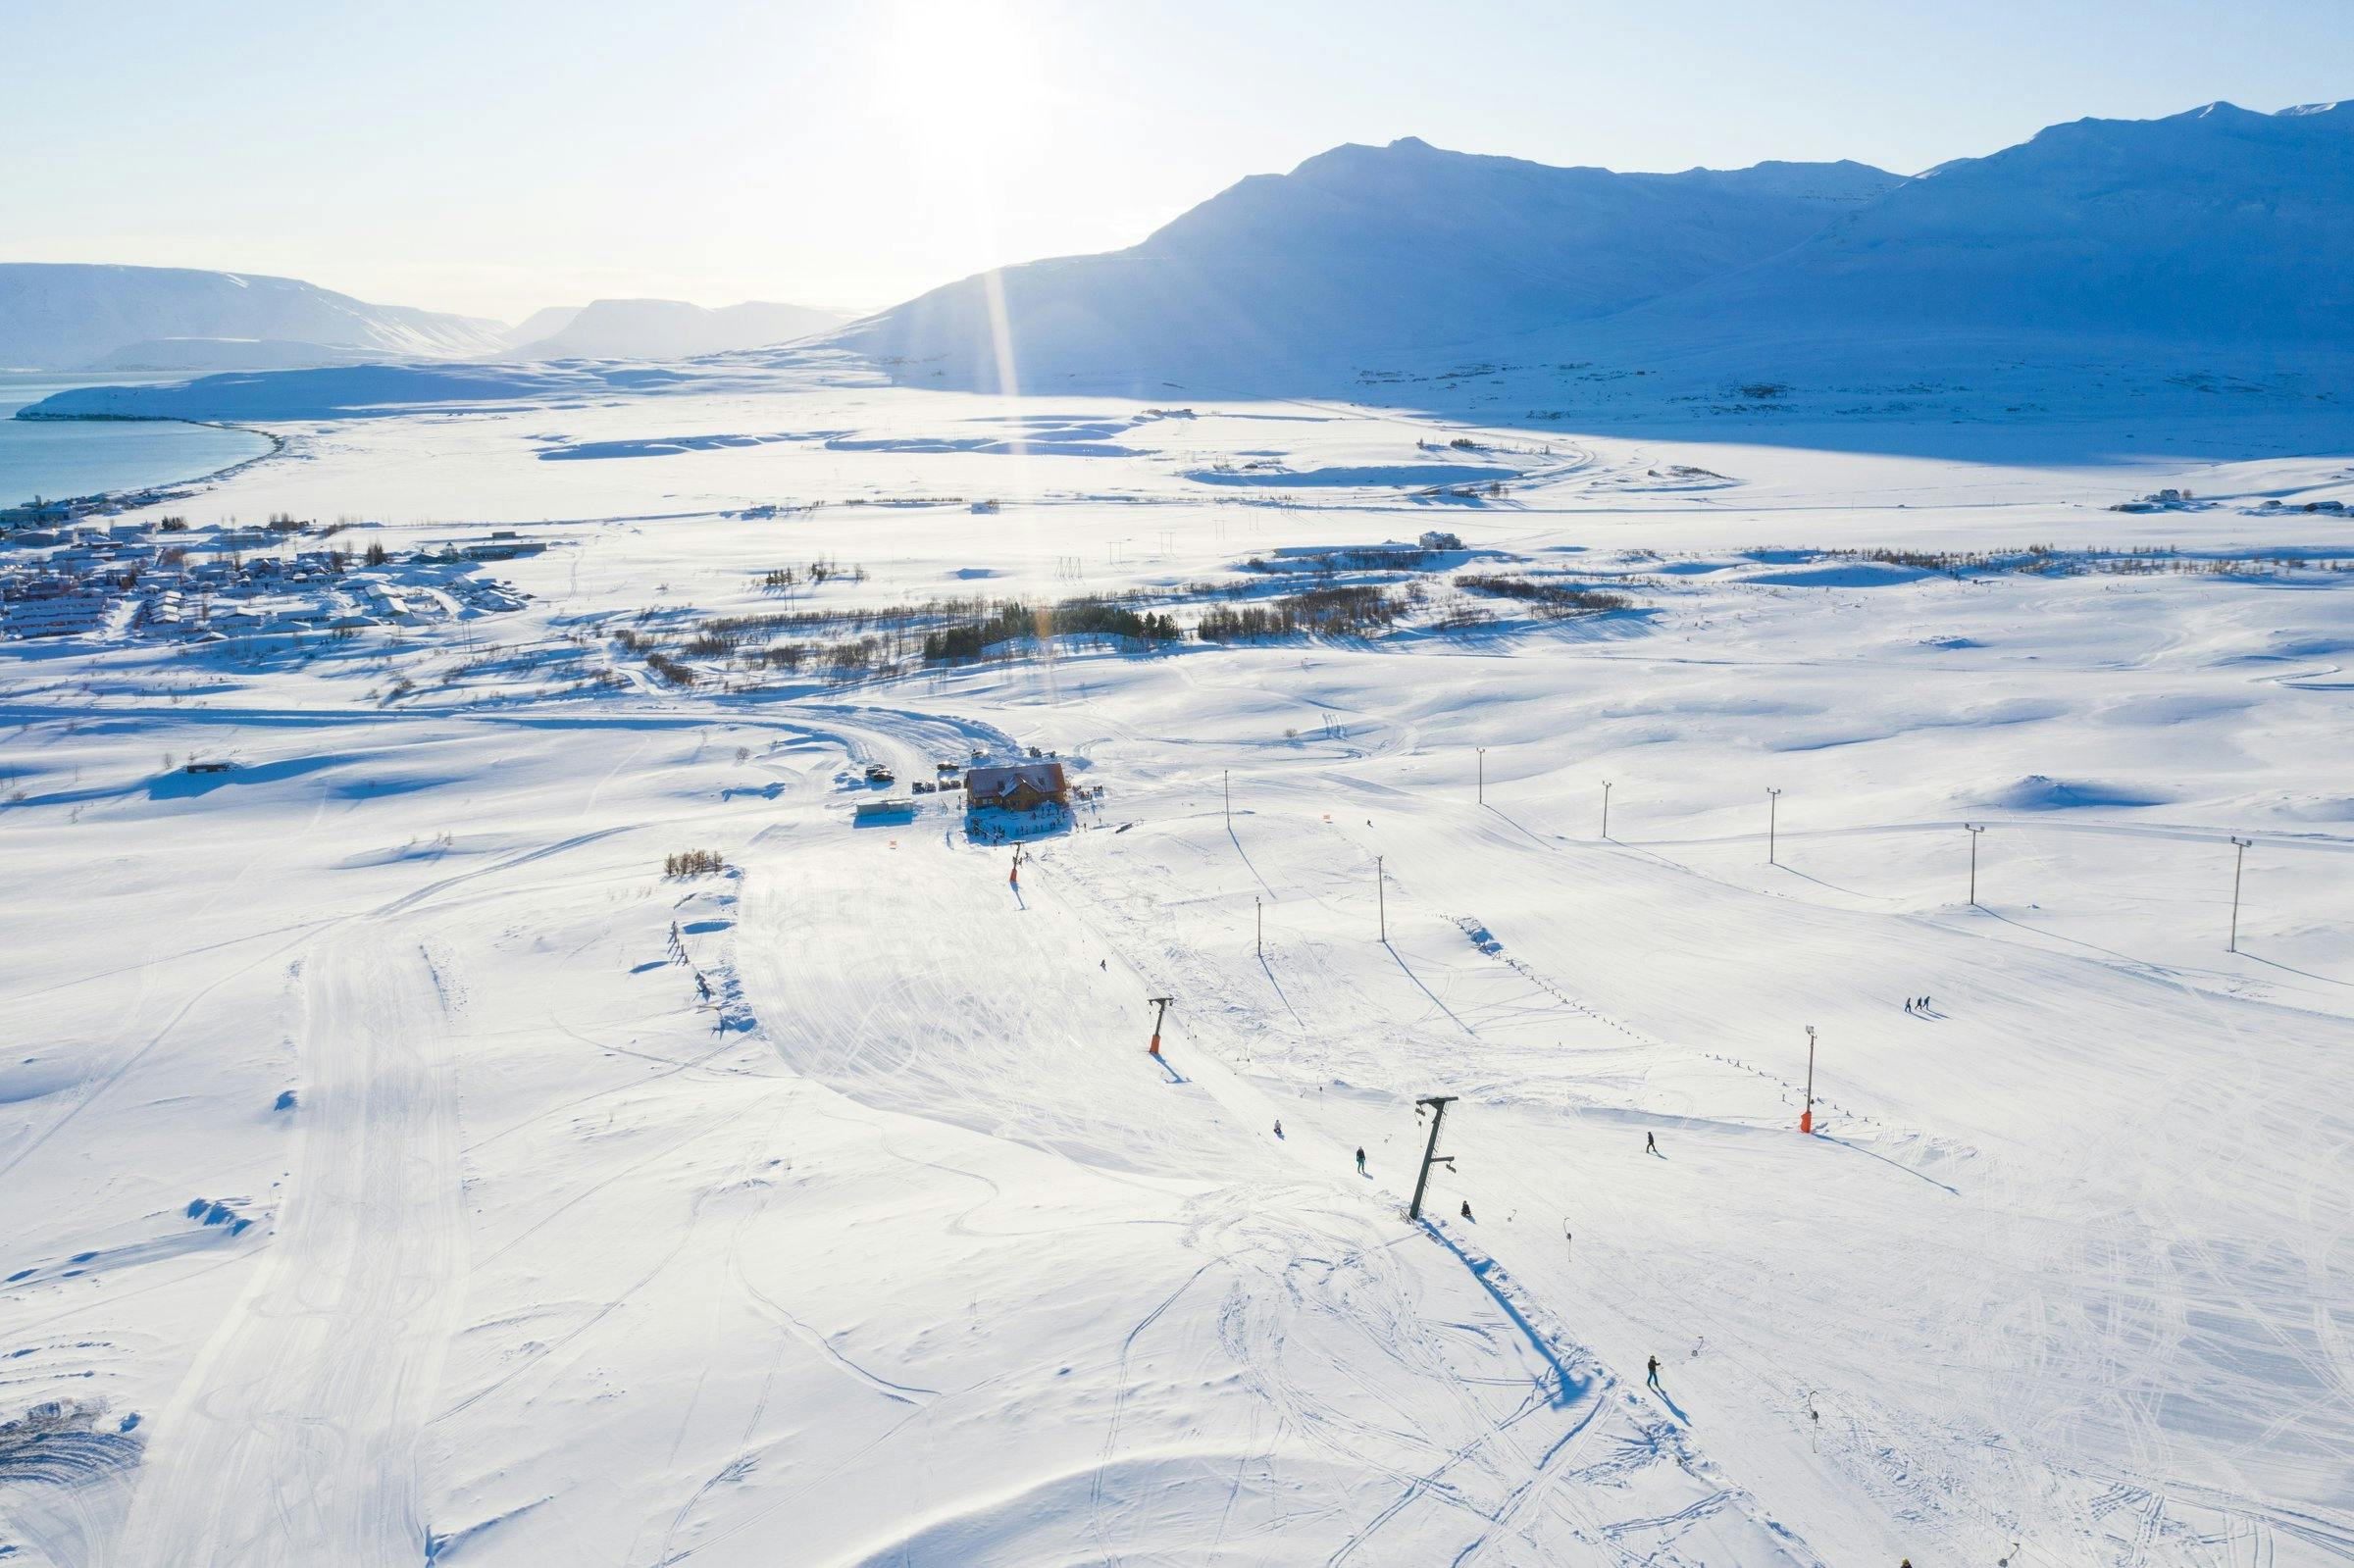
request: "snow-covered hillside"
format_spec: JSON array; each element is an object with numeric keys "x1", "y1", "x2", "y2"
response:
[
  {"x1": 509, "y1": 298, "x2": 850, "y2": 361},
  {"x1": 0, "y1": 264, "x2": 509, "y2": 372},
  {"x1": 834, "y1": 100, "x2": 2354, "y2": 392},
  {"x1": 2, "y1": 366, "x2": 2350, "y2": 1566},
  {"x1": 839, "y1": 138, "x2": 1899, "y2": 385},
  {"x1": 1616, "y1": 99, "x2": 2354, "y2": 349}
]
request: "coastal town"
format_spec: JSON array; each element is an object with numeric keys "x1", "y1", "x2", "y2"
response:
[{"x1": 0, "y1": 499, "x2": 536, "y2": 643}]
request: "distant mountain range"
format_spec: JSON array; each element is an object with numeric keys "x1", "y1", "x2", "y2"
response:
[
  {"x1": 838, "y1": 99, "x2": 2354, "y2": 390},
  {"x1": 505, "y1": 298, "x2": 848, "y2": 360},
  {"x1": 15, "y1": 98, "x2": 2350, "y2": 415},
  {"x1": 0, "y1": 264, "x2": 848, "y2": 372},
  {"x1": 0, "y1": 264, "x2": 510, "y2": 373}
]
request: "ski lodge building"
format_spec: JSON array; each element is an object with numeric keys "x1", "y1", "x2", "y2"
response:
[{"x1": 964, "y1": 760, "x2": 1068, "y2": 812}]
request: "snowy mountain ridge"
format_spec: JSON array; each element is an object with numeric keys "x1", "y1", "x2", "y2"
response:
[
  {"x1": 0, "y1": 263, "x2": 511, "y2": 372},
  {"x1": 838, "y1": 97, "x2": 2354, "y2": 390},
  {"x1": 507, "y1": 297, "x2": 850, "y2": 361}
]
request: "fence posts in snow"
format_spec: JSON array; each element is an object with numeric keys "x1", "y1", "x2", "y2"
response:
[{"x1": 668, "y1": 919, "x2": 717, "y2": 1014}]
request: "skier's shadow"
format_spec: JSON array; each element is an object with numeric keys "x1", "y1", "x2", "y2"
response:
[{"x1": 1651, "y1": 1384, "x2": 1692, "y2": 1425}]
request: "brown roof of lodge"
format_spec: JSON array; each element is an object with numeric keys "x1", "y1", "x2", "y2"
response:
[{"x1": 964, "y1": 761, "x2": 1067, "y2": 804}]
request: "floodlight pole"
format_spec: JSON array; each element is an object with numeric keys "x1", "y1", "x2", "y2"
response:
[
  {"x1": 1223, "y1": 769, "x2": 1230, "y2": 822},
  {"x1": 1966, "y1": 823, "x2": 1985, "y2": 907},
  {"x1": 1376, "y1": 854, "x2": 1386, "y2": 942},
  {"x1": 2229, "y1": 836, "x2": 2252, "y2": 952},
  {"x1": 1477, "y1": 746, "x2": 1486, "y2": 806},
  {"x1": 1800, "y1": 1025, "x2": 1817, "y2": 1135},
  {"x1": 1147, "y1": 994, "x2": 1173, "y2": 1057},
  {"x1": 1602, "y1": 780, "x2": 1612, "y2": 839},
  {"x1": 1408, "y1": 1095, "x2": 1458, "y2": 1221},
  {"x1": 1767, "y1": 786, "x2": 1781, "y2": 865},
  {"x1": 1255, "y1": 894, "x2": 1262, "y2": 957}
]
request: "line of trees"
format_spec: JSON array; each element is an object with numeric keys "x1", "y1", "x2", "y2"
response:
[{"x1": 923, "y1": 598, "x2": 1182, "y2": 664}]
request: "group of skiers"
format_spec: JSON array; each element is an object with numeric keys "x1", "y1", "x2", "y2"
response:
[{"x1": 1902, "y1": 993, "x2": 1933, "y2": 1013}]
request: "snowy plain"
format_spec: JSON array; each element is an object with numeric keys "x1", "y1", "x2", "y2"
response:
[{"x1": 3, "y1": 359, "x2": 2352, "y2": 1567}]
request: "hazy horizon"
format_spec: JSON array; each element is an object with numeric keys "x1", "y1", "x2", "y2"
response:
[{"x1": 6, "y1": 0, "x2": 2351, "y2": 324}]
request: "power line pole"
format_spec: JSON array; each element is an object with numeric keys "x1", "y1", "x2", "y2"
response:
[
  {"x1": 1766, "y1": 786, "x2": 1781, "y2": 865},
  {"x1": 1408, "y1": 1095, "x2": 1458, "y2": 1221},
  {"x1": 1376, "y1": 854, "x2": 1386, "y2": 942},
  {"x1": 1800, "y1": 1025, "x2": 1817, "y2": 1135},
  {"x1": 1254, "y1": 894, "x2": 1262, "y2": 957},
  {"x1": 1965, "y1": 823, "x2": 1985, "y2": 907},
  {"x1": 2229, "y1": 835, "x2": 2252, "y2": 952},
  {"x1": 1223, "y1": 768, "x2": 1230, "y2": 822},
  {"x1": 1147, "y1": 994, "x2": 1172, "y2": 1057},
  {"x1": 1476, "y1": 746, "x2": 1486, "y2": 806},
  {"x1": 1602, "y1": 780, "x2": 1612, "y2": 839}
]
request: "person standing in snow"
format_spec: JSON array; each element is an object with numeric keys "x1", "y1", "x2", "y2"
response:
[
  {"x1": 1645, "y1": 1131, "x2": 1658, "y2": 1155},
  {"x1": 1355, "y1": 1146, "x2": 1366, "y2": 1175},
  {"x1": 1273, "y1": 1119, "x2": 1283, "y2": 1138},
  {"x1": 1646, "y1": 1355, "x2": 1662, "y2": 1389},
  {"x1": 1459, "y1": 1199, "x2": 1473, "y2": 1220}
]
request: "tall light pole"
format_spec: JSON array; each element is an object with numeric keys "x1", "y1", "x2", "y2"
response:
[
  {"x1": 1476, "y1": 746, "x2": 1486, "y2": 806},
  {"x1": 1602, "y1": 780, "x2": 1613, "y2": 839},
  {"x1": 1766, "y1": 786, "x2": 1782, "y2": 866},
  {"x1": 2229, "y1": 836, "x2": 2252, "y2": 952},
  {"x1": 1223, "y1": 768, "x2": 1230, "y2": 822},
  {"x1": 1800, "y1": 1025, "x2": 1817, "y2": 1135},
  {"x1": 1255, "y1": 894, "x2": 1263, "y2": 957},
  {"x1": 1376, "y1": 854, "x2": 1387, "y2": 942},
  {"x1": 1965, "y1": 823, "x2": 1985, "y2": 907}
]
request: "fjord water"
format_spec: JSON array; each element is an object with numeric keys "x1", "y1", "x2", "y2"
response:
[{"x1": 0, "y1": 372, "x2": 272, "y2": 505}]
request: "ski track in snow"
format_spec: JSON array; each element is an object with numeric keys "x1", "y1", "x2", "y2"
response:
[{"x1": 115, "y1": 932, "x2": 466, "y2": 1567}]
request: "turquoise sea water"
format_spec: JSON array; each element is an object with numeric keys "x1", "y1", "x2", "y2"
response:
[{"x1": 0, "y1": 373, "x2": 273, "y2": 506}]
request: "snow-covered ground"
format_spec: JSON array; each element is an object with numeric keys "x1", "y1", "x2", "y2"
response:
[{"x1": 4, "y1": 374, "x2": 2352, "y2": 1566}]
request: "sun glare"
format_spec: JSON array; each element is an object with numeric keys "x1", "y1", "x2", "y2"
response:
[{"x1": 878, "y1": 0, "x2": 1048, "y2": 177}]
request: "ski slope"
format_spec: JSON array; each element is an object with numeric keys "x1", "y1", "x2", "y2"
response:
[{"x1": 3, "y1": 377, "x2": 2351, "y2": 1566}]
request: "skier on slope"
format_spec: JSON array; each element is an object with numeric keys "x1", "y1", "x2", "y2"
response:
[
  {"x1": 1646, "y1": 1355, "x2": 1662, "y2": 1389},
  {"x1": 1645, "y1": 1131, "x2": 1658, "y2": 1155},
  {"x1": 1459, "y1": 1199, "x2": 1473, "y2": 1220},
  {"x1": 1355, "y1": 1147, "x2": 1366, "y2": 1175},
  {"x1": 1273, "y1": 1119, "x2": 1283, "y2": 1138}
]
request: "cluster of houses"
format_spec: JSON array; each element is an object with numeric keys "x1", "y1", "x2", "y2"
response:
[{"x1": 0, "y1": 512, "x2": 537, "y2": 643}]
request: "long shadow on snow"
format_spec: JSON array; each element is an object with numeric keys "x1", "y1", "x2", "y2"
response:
[{"x1": 1417, "y1": 1219, "x2": 1593, "y2": 1411}]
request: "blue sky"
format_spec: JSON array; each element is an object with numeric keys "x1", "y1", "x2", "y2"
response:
[{"x1": 6, "y1": 0, "x2": 2348, "y2": 323}]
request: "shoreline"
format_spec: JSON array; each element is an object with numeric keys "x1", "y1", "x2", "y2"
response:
[{"x1": 3, "y1": 412, "x2": 288, "y2": 512}]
